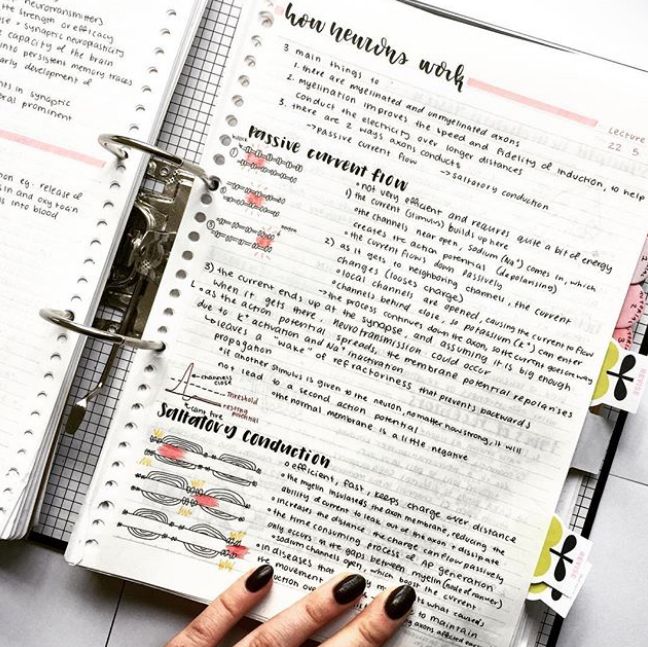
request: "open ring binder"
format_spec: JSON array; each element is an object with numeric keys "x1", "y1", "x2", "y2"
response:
[
  {"x1": 39, "y1": 308, "x2": 165, "y2": 352},
  {"x1": 38, "y1": 133, "x2": 209, "y2": 356},
  {"x1": 98, "y1": 134, "x2": 221, "y2": 191}
]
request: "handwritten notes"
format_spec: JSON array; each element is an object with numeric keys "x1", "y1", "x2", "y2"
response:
[
  {"x1": 0, "y1": 0, "x2": 204, "y2": 537},
  {"x1": 69, "y1": 1, "x2": 648, "y2": 645}
]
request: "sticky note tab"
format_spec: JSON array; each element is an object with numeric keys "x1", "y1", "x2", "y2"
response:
[
  {"x1": 613, "y1": 242, "x2": 648, "y2": 348},
  {"x1": 631, "y1": 235, "x2": 648, "y2": 285},
  {"x1": 532, "y1": 515, "x2": 592, "y2": 597},
  {"x1": 615, "y1": 284, "x2": 646, "y2": 330},
  {"x1": 592, "y1": 340, "x2": 648, "y2": 413},
  {"x1": 528, "y1": 562, "x2": 592, "y2": 618},
  {"x1": 614, "y1": 284, "x2": 646, "y2": 349},
  {"x1": 613, "y1": 326, "x2": 634, "y2": 351}
]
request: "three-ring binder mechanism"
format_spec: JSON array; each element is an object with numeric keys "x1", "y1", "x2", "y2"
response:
[{"x1": 39, "y1": 134, "x2": 219, "y2": 431}]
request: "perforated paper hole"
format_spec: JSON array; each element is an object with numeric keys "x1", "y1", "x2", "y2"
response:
[{"x1": 79, "y1": 5, "x2": 177, "y2": 544}]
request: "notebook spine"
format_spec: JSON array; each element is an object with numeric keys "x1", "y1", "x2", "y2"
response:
[{"x1": 68, "y1": 0, "x2": 277, "y2": 560}]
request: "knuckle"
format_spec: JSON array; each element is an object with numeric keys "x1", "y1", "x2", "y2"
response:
[
  {"x1": 183, "y1": 614, "x2": 220, "y2": 646},
  {"x1": 303, "y1": 598, "x2": 331, "y2": 626},
  {"x1": 215, "y1": 592, "x2": 239, "y2": 623},
  {"x1": 247, "y1": 626, "x2": 284, "y2": 647},
  {"x1": 356, "y1": 619, "x2": 389, "y2": 647}
]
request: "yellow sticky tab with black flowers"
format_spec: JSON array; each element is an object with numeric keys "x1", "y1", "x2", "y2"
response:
[
  {"x1": 592, "y1": 340, "x2": 648, "y2": 413},
  {"x1": 528, "y1": 562, "x2": 592, "y2": 618},
  {"x1": 531, "y1": 515, "x2": 592, "y2": 598}
]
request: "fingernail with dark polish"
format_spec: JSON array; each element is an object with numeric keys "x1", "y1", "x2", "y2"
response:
[
  {"x1": 333, "y1": 574, "x2": 366, "y2": 604},
  {"x1": 385, "y1": 585, "x2": 416, "y2": 620},
  {"x1": 245, "y1": 564, "x2": 274, "y2": 592}
]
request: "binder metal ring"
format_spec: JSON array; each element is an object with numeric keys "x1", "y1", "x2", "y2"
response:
[
  {"x1": 98, "y1": 134, "x2": 220, "y2": 191},
  {"x1": 39, "y1": 308, "x2": 165, "y2": 352}
]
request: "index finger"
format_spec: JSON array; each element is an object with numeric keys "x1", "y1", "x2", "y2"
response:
[{"x1": 165, "y1": 564, "x2": 274, "y2": 647}]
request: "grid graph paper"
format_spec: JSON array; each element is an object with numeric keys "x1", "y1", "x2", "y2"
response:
[{"x1": 32, "y1": 0, "x2": 242, "y2": 544}]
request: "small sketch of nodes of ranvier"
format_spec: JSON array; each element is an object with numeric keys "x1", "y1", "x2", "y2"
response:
[
  {"x1": 146, "y1": 433, "x2": 261, "y2": 487},
  {"x1": 205, "y1": 209, "x2": 278, "y2": 258},
  {"x1": 132, "y1": 470, "x2": 249, "y2": 521},
  {"x1": 117, "y1": 508, "x2": 250, "y2": 561},
  {"x1": 166, "y1": 362, "x2": 231, "y2": 408},
  {"x1": 252, "y1": 228, "x2": 276, "y2": 257}
]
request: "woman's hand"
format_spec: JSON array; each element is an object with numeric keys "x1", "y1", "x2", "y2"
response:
[{"x1": 165, "y1": 566, "x2": 415, "y2": 647}]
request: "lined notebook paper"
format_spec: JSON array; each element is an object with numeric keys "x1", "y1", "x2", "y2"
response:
[
  {"x1": 68, "y1": 1, "x2": 648, "y2": 645},
  {"x1": 0, "y1": 0, "x2": 207, "y2": 538}
]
